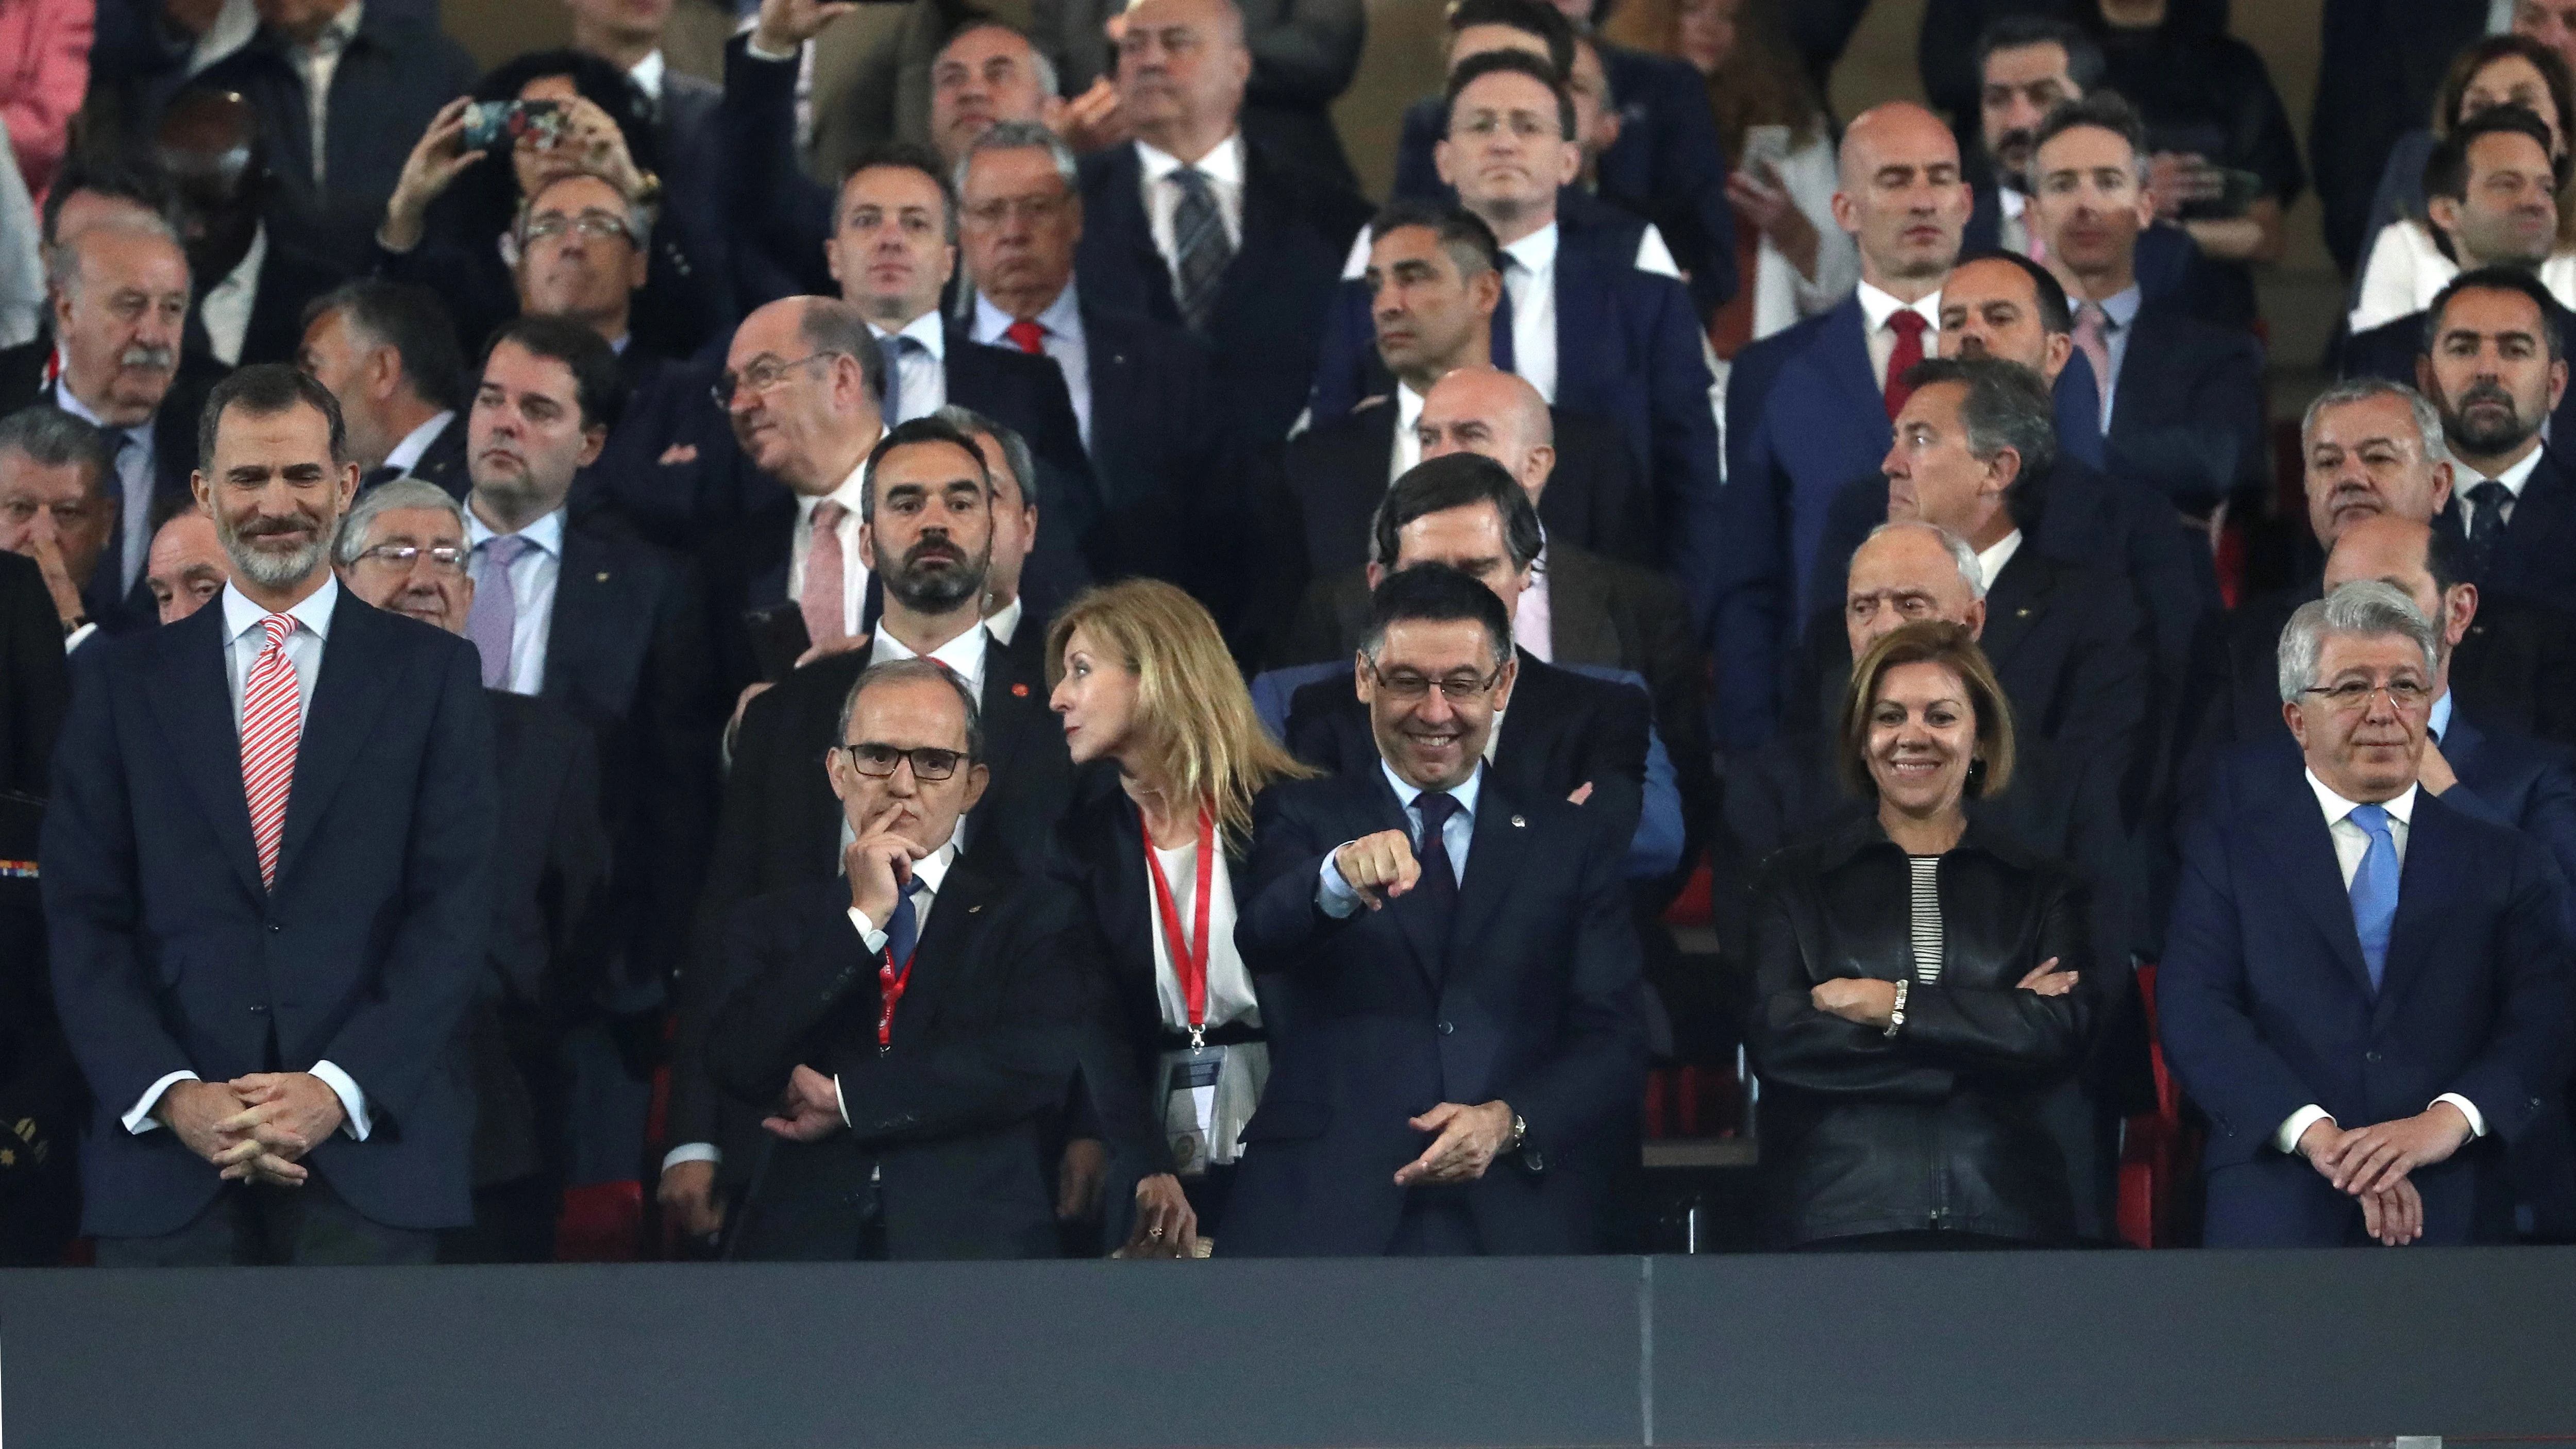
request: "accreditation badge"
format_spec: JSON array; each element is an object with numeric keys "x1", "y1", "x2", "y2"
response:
[{"x1": 1160, "y1": 1046, "x2": 1225, "y2": 1179}]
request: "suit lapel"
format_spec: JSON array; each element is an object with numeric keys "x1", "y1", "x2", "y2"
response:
[
  {"x1": 1978, "y1": 548, "x2": 2043, "y2": 668},
  {"x1": 541, "y1": 523, "x2": 604, "y2": 708},
  {"x1": 1550, "y1": 247, "x2": 1615, "y2": 407},
  {"x1": 1351, "y1": 768, "x2": 1444, "y2": 992},
  {"x1": 1540, "y1": 547, "x2": 1621, "y2": 666},
  {"x1": 2251, "y1": 774, "x2": 2380, "y2": 999},
  {"x1": 892, "y1": 859, "x2": 999, "y2": 1049},
  {"x1": 148, "y1": 604, "x2": 268, "y2": 900},
  {"x1": 1490, "y1": 648, "x2": 1561, "y2": 800},
  {"x1": 1821, "y1": 300, "x2": 1882, "y2": 425},
  {"x1": 2377, "y1": 793, "x2": 2465, "y2": 1023},
  {"x1": 275, "y1": 591, "x2": 407, "y2": 888},
  {"x1": 1447, "y1": 771, "x2": 1530, "y2": 968}
]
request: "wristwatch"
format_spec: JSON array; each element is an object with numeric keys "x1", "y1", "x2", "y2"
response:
[
  {"x1": 1884, "y1": 978, "x2": 1910, "y2": 1039},
  {"x1": 1506, "y1": 1112, "x2": 1528, "y2": 1153}
]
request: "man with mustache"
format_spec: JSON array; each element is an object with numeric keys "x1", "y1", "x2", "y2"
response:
[
  {"x1": 459, "y1": 314, "x2": 716, "y2": 1005},
  {"x1": 333, "y1": 477, "x2": 614, "y2": 1261},
  {"x1": 0, "y1": 216, "x2": 226, "y2": 634},
  {"x1": 665, "y1": 414, "x2": 1075, "y2": 1248},
  {"x1": 2406, "y1": 268, "x2": 2576, "y2": 610},
  {"x1": 42, "y1": 363, "x2": 496, "y2": 1265}
]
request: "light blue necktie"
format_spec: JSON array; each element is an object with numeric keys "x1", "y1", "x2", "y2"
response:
[{"x1": 2347, "y1": 803, "x2": 2399, "y2": 991}]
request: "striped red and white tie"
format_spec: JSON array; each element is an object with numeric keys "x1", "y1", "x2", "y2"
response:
[{"x1": 240, "y1": 614, "x2": 300, "y2": 891}]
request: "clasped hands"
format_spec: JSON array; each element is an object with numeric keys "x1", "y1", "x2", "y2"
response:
[
  {"x1": 156, "y1": 1074, "x2": 348, "y2": 1187},
  {"x1": 1810, "y1": 958, "x2": 2077, "y2": 1029},
  {"x1": 2295, "y1": 1104, "x2": 2474, "y2": 1248}
]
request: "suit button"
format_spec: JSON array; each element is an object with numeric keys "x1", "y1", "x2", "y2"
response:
[
  {"x1": 2365, "y1": 1051, "x2": 2383, "y2": 1063},
  {"x1": 1437, "y1": 1021, "x2": 1455, "y2": 1036},
  {"x1": 267, "y1": 922, "x2": 281, "y2": 934},
  {"x1": 249, "y1": 1004, "x2": 267, "y2": 1015}
]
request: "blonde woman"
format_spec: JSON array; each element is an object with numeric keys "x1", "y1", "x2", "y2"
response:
[{"x1": 1045, "y1": 580, "x2": 1315, "y2": 1253}]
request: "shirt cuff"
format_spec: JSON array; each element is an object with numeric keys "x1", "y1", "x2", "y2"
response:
[
  {"x1": 62, "y1": 621, "x2": 96, "y2": 653},
  {"x1": 846, "y1": 906, "x2": 889, "y2": 953},
  {"x1": 309, "y1": 1060, "x2": 371, "y2": 1140},
  {"x1": 661, "y1": 1142, "x2": 720, "y2": 1173},
  {"x1": 834, "y1": 1073, "x2": 851, "y2": 1128},
  {"x1": 2434, "y1": 1092, "x2": 2488, "y2": 1138},
  {"x1": 124, "y1": 1071, "x2": 201, "y2": 1134},
  {"x1": 2275, "y1": 1104, "x2": 2335, "y2": 1156},
  {"x1": 1316, "y1": 847, "x2": 1363, "y2": 919},
  {"x1": 744, "y1": 35, "x2": 798, "y2": 62}
]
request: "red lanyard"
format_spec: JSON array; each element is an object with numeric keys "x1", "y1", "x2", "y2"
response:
[
  {"x1": 1142, "y1": 807, "x2": 1217, "y2": 1049},
  {"x1": 875, "y1": 904, "x2": 920, "y2": 1053}
]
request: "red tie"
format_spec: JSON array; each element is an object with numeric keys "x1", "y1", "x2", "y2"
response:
[
  {"x1": 240, "y1": 614, "x2": 300, "y2": 891},
  {"x1": 801, "y1": 500, "x2": 849, "y2": 647},
  {"x1": 1003, "y1": 318, "x2": 1047, "y2": 356},
  {"x1": 1883, "y1": 309, "x2": 1929, "y2": 420}
]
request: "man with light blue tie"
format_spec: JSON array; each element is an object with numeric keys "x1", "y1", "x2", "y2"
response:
[{"x1": 2161, "y1": 580, "x2": 2575, "y2": 1247}]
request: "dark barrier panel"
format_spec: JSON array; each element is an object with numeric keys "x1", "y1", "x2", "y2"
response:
[{"x1": 6, "y1": 1252, "x2": 2576, "y2": 1448}]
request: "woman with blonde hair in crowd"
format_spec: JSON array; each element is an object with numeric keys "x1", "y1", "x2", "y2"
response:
[{"x1": 1045, "y1": 579, "x2": 1316, "y2": 1255}]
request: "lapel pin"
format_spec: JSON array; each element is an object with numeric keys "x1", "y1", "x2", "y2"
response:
[
  {"x1": 968, "y1": 903, "x2": 984, "y2": 914},
  {"x1": 596, "y1": 571, "x2": 611, "y2": 583},
  {"x1": 2015, "y1": 608, "x2": 2030, "y2": 618},
  {"x1": 1510, "y1": 814, "x2": 1526, "y2": 828},
  {"x1": 1012, "y1": 682, "x2": 1030, "y2": 697}
]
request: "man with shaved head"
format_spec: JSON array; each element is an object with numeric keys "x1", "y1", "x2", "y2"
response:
[
  {"x1": 144, "y1": 510, "x2": 228, "y2": 625},
  {"x1": 1715, "y1": 99, "x2": 1973, "y2": 750}
]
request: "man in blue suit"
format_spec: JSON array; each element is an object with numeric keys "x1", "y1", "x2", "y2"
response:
[
  {"x1": 1715, "y1": 99, "x2": 1969, "y2": 748},
  {"x1": 1228, "y1": 564, "x2": 1646, "y2": 1255},
  {"x1": 42, "y1": 364, "x2": 497, "y2": 1264},
  {"x1": 2161, "y1": 581, "x2": 2573, "y2": 1248}
]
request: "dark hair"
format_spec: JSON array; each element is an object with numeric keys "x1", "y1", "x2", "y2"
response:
[
  {"x1": 2424, "y1": 519, "x2": 2475, "y2": 598},
  {"x1": 1838, "y1": 620, "x2": 2017, "y2": 799},
  {"x1": 1973, "y1": 14, "x2": 2103, "y2": 94},
  {"x1": 1952, "y1": 248, "x2": 2073, "y2": 335},
  {"x1": 862, "y1": 415, "x2": 992, "y2": 523},
  {"x1": 795, "y1": 296, "x2": 889, "y2": 403},
  {"x1": 0, "y1": 405, "x2": 116, "y2": 499},
  {"x1": 1372, "y1": 452, "x2": 1544, "y2": 571},
  {"x1": 929, "y1": 403, "x2": 1035, "y2": 509},
  {"x1": 303, "y1": 280, "x2": 468, "y2": 411},
  {"x1": 1445, "y1": 48, "x2": 1576, "y2": 143},
  {"x1": 481, "y1": 314, "x2": 624, "y2": 431},
  {"x1": 2421, "y1": 265, "x2": 2566, "y2": 362},
  {"x1": 1360, "y1": 560, "x2": 1513, "y2": 668},
  {"x1": 40, "y1": 154, "x2": 175, "y2": 245},
  {"x1": 2025, "y1": 89, "x2": 2148, "y2": 188},
  {"x1": 2434, "y1": 33, "x2": 2576, "y2": 143},
  {"x1": 837, "y1": 658, "x2": 986, "y2": 763},
  {"x1": 2423, "y1": 105, "x2": 2563, "y2": 204},
  {"x1": 1445, "y1": 0, "x2": 1576, "y2": 79},
  {"x1": 450, "y1": 50, "x2": 664, "y2": 228},
  {"x1": 1366, "y1": 199, "x2": 1502, "y2": 277},
  {"x1": 199, "y1": 363, "x2": 348, "y2": 473},
  {"x1": 843, "y1": 140, "x2": 962, "y2": 243},
  {"x1": 1897, "y1": 355, "x2": 2058, "y2": 482}
]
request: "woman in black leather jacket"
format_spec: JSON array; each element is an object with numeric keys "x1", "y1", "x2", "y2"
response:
[{"x1": 1747, "y1": 620, "x2": 2103, "y2": 1249}]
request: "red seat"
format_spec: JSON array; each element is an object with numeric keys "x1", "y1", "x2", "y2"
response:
[{"x1": 2115, "y1": 964, "x2": 2202, "y2": 1247}]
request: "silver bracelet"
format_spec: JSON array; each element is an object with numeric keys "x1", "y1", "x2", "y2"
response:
[{"x1": 1884, "y1": 978, "x2": 1910, "y2": 1038}]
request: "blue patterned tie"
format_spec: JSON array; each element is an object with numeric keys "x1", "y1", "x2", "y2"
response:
[
  {"x1": 2347, "y1": 803, "x2": 2399, "y2": 991},
  {"x1": 2463, "y1": 480, "x2": 2510, "y2": 581},
  {"x1": 885, "y1": 873, "x2": 925, "y2": 970},
  {"x1": 1169, "y1": 166, "x2": 1231, "y2": 334}
]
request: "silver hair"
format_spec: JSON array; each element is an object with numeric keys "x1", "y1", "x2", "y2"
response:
[
  {"x1": 47, "y1": 214, "x2": 187, "y2": 299},
  {"x1": 835, "y1": 657, "x2": 986, "y2": 764},
  {"x1": 929, "y1": 403, "x2": 1035, "y2": 510},
  {"x1": 2299, "y1": 376, "x2": 2450, "y2": 468},
  {"x1": 333, "y1": 477, "x2": 467, "y2": 566},
  {"x1": 1861, "y1": 519, "x2": 1988, "y2": 602},
  {"x1": 0, "y1": 404, "x2": 115, "y2": 499},
  {"x1": 2276, "y1": 579, "x2": 2442, "y2": 705},
  {"x1": 956, "y1": 119, "x2": 1080, "y2": 195}
]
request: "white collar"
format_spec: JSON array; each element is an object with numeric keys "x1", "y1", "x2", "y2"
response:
[
  {"x1": 1974, "y1": 528, "x2": 2023, "y2": 590},
  {"x1": 1501, "y1": 220, "x2": 1561, "y2": 274},
  {"x1": 877, "y1": 619, "x2": 990, "y2": 683},
  {"x1": 2429, "y1": 688, "x2": 2455, "y2": 744},
  {"x1": 465, "y1": 502, "x2": 567, "y2": 557},
  {"x1": 1858, "y1": 280, "x2": 1941, "y2": 332},
  {"x1": 629, "y1": 49, "x2": 666, "y2": 104},
  {"x1": 984, "y1": 594, "x2": 1023, "y2": 645},
  {"x1": 845, "y1": 837, "x2": 959, "y2": 892},
  {"x1": 1999, "y1": 188, "x2": 2026, "y2": 220},
  {"x1": 1379, "y1": 757, "x2": 1484, "y2": 820},
  {"x1": 1137, "y1": 131, "x2": 1245, "y2": 190},
  {"x1": 50, "y1": 374, "x2": 150, "y2": 445},
  {"x1": 871, "y1": 310, "x2": 948, "y2": 361},
  {"x1": 382, "y1": 410, "x2": 455, "y2": 475},
  {"x1": 220, "y1": 572, "x2": 340, "y2": 642},
  {"x1": 971, "y1": 279, "x2": 1083, "y2": 345},
  {"x1": 2473, "y1": 442, "x2": 2549, "y2": 500},
  {"x1": 1395, "y1": 380, "x2": 1427, "y2": 435},
  {"x1": 2306, "y1": 767, "x2": 2419, "y2": 832}
]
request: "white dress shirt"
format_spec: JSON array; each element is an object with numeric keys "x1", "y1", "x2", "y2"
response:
[
  {"x1": 1857, "y1": 281, "x2": 1942, "y2": 393},
  {"x1": 836, "y1": 841, "x2": 959, "y2": 1126},
  {"x1": 1137, "y1": 132, "x2": 1246, "y2": 278},
  {"x1": 1318, "y1": 761, "x2": 1483, "y2": 914},
  {"x1": 871, "y1": 312, "x2": 949, "y2": 425},
  {"x1": 1501, "y1": 223, "x2": 1563, "y2": 404},
  {"x1": 2349, "y1": 217, "x2": 2576, "y2": 333},
  {"x1": 1974, "y1": 529, "x2": 2023, "y2": 591},
  {"x1": 1514, "y1": 542, "x2": 1553, "y2": 662},
  {"x1": 52, "y1": 378, "x2": 154, "y2": 596},
  {"x1": 128, "y1": 576, "x2": 372, "y2": 1141},
  {"x1": 786, "y1": 459, "x2": 875, "y2": 641},
  {"x1": 2459, "y1": 443, "x2": 2547, "y2": 538},
  {"x1": 628, "y1": 48, "x2": 666, "y2": 110},
  {"x1": 874, "y1": 618, "x2": 990, "y2": 698},
  {"x1": 1997, "y1": 187, "x2": 2032, "y2": 258},
  {"x1": 1147, "y1": 834, "x2": 1259, "y2": 1032},
  {"x1": 382, "y1": 410, "x2": 456, "y2": 477},
  {"x1": 984, "y1": 594, "x2": 1024, "y2": 646},
  {"x1": 198, "y1": 222, "x2": 268, "y2": 367},
  {"x1": 2274, "y1": 770, "x2": 2488, "y2": 1154},
  {"x1": 1388, "y1": 381, "x2": 1426, "y2": 482},
  {"x1": 972, "y1": 284, "x2": 1091, "y2": 446},
  {"x1": 464, "y1": 504, "x2": 566, "y2": 697}
]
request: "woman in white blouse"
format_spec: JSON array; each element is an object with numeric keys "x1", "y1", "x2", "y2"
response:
[{"x1": 1045, "y1": 579, "x2": 1316, "y2": 1255}]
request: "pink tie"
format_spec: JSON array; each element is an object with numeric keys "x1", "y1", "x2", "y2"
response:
[
  {"x1": 801, "y1": 500, "x2": 850, "y2": 647},
  {"x1": 240, "y1": 614, "x2": 300, "y2": 891},
  {"x1": 2072, "y1": 302, "x2": 2114, "y2": 422}
]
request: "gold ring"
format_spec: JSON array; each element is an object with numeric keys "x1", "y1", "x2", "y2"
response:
[{"x1": 1149, "y1": 1226, "x2": 1165, "y2": 1239}]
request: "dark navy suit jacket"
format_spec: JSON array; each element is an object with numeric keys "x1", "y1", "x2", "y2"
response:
[
  {"x1": 2435, "y1": 444, "x2": 2576, "y2": 612},
  {"x1": 2160, "y1": 756, "x2": 2573, "y2": 1246},
  {"x1": 1961, "y1": 186, "x2": 2205, "y2": 318},
  {"x1": 1226, "y1": 766, "x2": 1647, "y2": 1255},
  {"x1": 41, "y1": 589, "x2": 496, "y2": 1235},
  {"x1": 2101, "y1": 302, "x2": 2268, "y2": 513},
  {"x1": 1077, "y1": 304, "x2": 1227, "y2": 603}
]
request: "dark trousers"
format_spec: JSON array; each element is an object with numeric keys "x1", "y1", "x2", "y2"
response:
[
  {"x1": 94, "y1": 1171, "x2": 436, "y2": 1267},
  {"x1": 1389, "y1": 1187, "x2": 1484, "y2": 1256},
  {"x1": 437, "y1": 1176, "x2": 561, "y2": 1264}
]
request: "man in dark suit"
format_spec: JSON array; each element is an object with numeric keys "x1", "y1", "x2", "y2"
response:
[
  {"x1": 2404, "y1": 267, "x2": 2576, "y2": 610},
  {"x1": 0, "y1": 408, "x2": 120, "y2": 654},
  {"x1": 2161, "y1": 580, "x2": 2574, "y2": 1247},
  {"x1": 1069, "y1": 0, "x2": 1372, "y2": 453},
  {"x1": 154, "y1": 88, "x2": 342, "y2": 371},
  {"x1": 659, "y1": 415, "x2": 1078, "y2": 1245},
  {"x1": 42, "y1": 364, "x2": 496, "y2": 1264},
  {"x1": 458, "y1": 317, "x2": 717, "y2": 998},
  {"x1": 0, "y1": 550, "x2": 65, "y2": 798},
  {"x1": 184, "y1": 0, "x2": 477, "y2": 277},
  {"x1": 1228, "y1": 563, "x2": 1647, "y2": 1255},
  {"x1": 0, "y1": 218, "x2": 226, "y2": 634},
  {"x1": 334, "y1": 478, "x2": 616, "y2": 1262},
  {"x1": 954, "y1": 122, "x2": 1223, "y2": 599},
  {"x1": 295, "y1": 280, "x2": 467, "y2": 495},
  {"x1": 564, "y1": 0, "x2": 733, "y2": 337},
  {"x1": 705, "y1": 658, "x2": 1136, "y2": 1259},
  {"x1": 1716, "y1": 100, "x2": 1971, "y2": 748},
  {"x1": 2024, "y1": 93, "x2": 2267, "y2": 516}
]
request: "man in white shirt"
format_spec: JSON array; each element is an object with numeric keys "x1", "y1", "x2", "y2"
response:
[{"x1": 296, "y1": 278, "x2": 466, "y2": 491}]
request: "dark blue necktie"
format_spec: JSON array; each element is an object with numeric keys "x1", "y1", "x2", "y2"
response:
[
  {"x1": 1411, "y1": 790, "x2": 1462, "y2": 937},
  {"x1": 2347, "y1": 804, "x2": 2398, "y2": 991},
  {"x1": 2463, "y1": 480, "x2": 2510, "y2": 581},
  {"x1": 885, "y1": 873, "x2": 926, "y2": 971}
]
